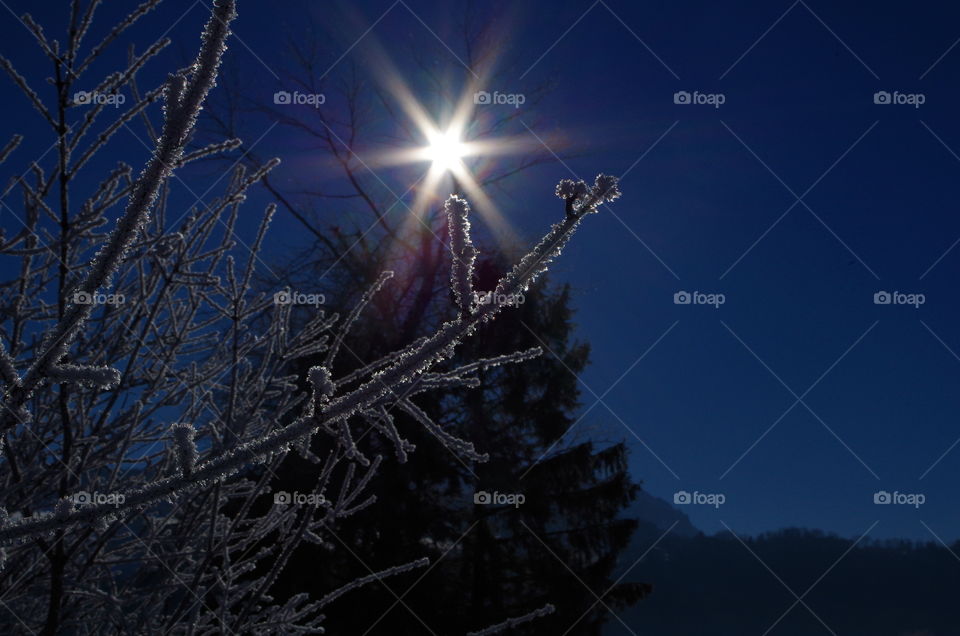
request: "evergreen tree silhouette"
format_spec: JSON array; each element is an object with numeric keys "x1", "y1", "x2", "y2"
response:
[{"x1": 267, "y1": 217, "x2": 649, "y2": 634}]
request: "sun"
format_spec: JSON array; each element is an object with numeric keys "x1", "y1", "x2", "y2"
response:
[
  {"x1": 425, "y1": 128, "x2": 467, "y2": 172},
  {"x1": 362, "y1": 68, "x2": 538, "y2": 245}
]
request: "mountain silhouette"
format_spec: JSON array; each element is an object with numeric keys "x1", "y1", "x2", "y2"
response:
[{"x1": 606, "y1": 522, "x2": 960, "y2": 635}]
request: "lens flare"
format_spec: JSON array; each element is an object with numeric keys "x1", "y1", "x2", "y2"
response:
[{"x1": 351, "y1": 33, "x2": 545, "y2": 249}]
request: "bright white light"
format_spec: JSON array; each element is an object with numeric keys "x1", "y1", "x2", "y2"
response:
[{"x1": 425, "y1": 129, "x2": 466, "y2": 172}]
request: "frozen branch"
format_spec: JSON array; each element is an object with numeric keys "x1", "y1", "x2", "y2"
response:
[
  {"x1": 466, "y1": 603, "x2": 556, "y2": 636},
  {"x1": 0, "y1": 173, "x2": 620, "y2": 543},
  {"x1": 446, "y1": 194, "x2": 477, "y2": 314},
  {"x1": 1, "y1": 0, "x2": 238, "y2": 434},
  {"x1": 317, "y1": 557, "x2": 430, "y2": 608}
]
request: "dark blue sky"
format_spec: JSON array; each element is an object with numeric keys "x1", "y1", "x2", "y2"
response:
[{"x1": 3, "y1": 0, "x2": 960, "y2": 543}]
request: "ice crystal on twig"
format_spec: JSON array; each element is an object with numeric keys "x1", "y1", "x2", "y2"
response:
[
  {"x1": 446, "y1": 194, "x2": 477, "y2": 314},
  {"x1": 467, "y1": 603, "x2": 556, "y2": 635},
  {"x1": 47, "y1": 363, "x2": 121, "y2": 389},
  {"x1": 171, "y1": 423, "x2": 198, "y2": 477}
]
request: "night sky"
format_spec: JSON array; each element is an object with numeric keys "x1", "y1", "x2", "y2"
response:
[{"x1": 3, "y1": 0, "x2": 960, "y2": 544}]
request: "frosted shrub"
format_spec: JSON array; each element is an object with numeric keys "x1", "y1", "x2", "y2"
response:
[{"x1": 0, "y1": 0, "x2": 620, "y2": 632}]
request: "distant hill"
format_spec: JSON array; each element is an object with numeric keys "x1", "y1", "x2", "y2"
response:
[{"x1": 604, "y1": 525, "x2": 960, "y2": 636}]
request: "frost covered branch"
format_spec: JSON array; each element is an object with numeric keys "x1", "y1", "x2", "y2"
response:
[
  {"x1": 0, "y1": 0, "x2": 238, "y2": 437},
  {"x1": 466, "y1": 603, "x2": 556, "y2": 635},
  {"x1": 0, "y1": 172, "x2": 620, "y2": 542},
  {"x1": 0, "y1": 0, "x2": 621, "y2": 632}
]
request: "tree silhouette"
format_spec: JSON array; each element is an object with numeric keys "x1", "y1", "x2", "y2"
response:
[{"x1": 267, "y1": 223, "x2": 648, "y2": 633}]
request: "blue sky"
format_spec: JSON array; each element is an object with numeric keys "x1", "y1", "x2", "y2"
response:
[{"x1": 2, "y1": 0, "x2": 960, "y2": 542}]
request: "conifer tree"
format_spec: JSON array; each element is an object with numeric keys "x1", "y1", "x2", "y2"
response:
[{"x1": 268, "y1": 218, "x2": 648, "y2": 635}]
